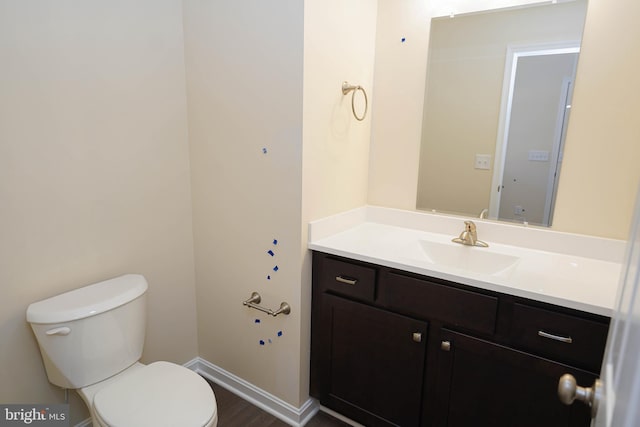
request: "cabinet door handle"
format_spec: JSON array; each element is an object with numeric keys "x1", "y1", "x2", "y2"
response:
[
  {"x1": 412, "y1": 332, "x2": 422, "y2": 343},
  {"x1": 538, "y1": 330, "x2": 573, "y2": 344},
  {"x1": 441, "y1": 340, "x2": 451, "y2": 351},
  {"x1": 335, "y1": 275, "x2": 358, "y2": 285}
]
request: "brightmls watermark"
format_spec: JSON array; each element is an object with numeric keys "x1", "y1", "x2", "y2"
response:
[{"x1": 0, "y1": 405, "x2": 68, "y2": 426}]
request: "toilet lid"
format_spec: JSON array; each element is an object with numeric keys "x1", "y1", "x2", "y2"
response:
[{"x1": 94, "y1": 361, "x2": 216, "y2": 427}]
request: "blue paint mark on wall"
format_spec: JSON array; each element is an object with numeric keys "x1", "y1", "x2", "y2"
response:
[{"x1": 255, "y1": 238, "x2": 286, "y2": 347}]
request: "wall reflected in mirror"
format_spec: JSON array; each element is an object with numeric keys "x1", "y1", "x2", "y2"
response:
[{"x1": 416, "y1": 0, "x2": 588, "y2": 226}]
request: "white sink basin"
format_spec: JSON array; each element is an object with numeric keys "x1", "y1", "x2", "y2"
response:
[{"x1": 417, "y1": 240, "x2": 520, "y2": 276}]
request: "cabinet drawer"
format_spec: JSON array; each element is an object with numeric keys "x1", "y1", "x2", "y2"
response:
[
  {"x1": 379, "y1": 272, "x2": 498, "y2": 335},
  {"x1": 320, "y1": 257, "x2": 377, "y2": 302},
  {"x1": 509, "y1": 303, "x2": 609, "y2": 372}
]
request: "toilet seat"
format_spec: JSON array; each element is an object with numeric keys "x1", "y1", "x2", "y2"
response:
[{"x1": 93, "y1": 361, "x2": 217, "y2": 427}]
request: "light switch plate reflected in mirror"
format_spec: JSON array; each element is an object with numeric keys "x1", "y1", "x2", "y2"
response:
[{"x1": 474, "y1": 154, "x2": 492, "y2": 170}]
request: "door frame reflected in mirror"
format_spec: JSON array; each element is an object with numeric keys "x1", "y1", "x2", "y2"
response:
[{"x1": 490, "y1": 42, "x2": 580, "y2": 226}]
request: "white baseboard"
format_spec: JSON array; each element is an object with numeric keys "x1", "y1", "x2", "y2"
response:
[
  {"x1": 319, "y1": 405, "x2": 366, "y2": 427},
  {"x1": 185, "y1": 357, "x2": 320, "y2": 427}
]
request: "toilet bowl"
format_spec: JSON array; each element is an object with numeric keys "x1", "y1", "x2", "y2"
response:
[{"x1": 26, "y1": 274, "x2": 217, "y2": 427}]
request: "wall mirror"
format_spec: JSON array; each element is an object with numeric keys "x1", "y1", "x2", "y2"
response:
[{"x1": 416, "y1": 0, "x2": 588, "y2": 227}]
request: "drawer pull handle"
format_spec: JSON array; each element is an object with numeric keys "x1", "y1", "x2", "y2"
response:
[
  {"x1": 538, "y1": 330, "x2": 573, "y2": 344},
  {"x1": 335, "y1": 276, "x2": 358, "y2": 286},
  {"x1": 441, "y1": 340, "x2": 451, "y2": 351}
]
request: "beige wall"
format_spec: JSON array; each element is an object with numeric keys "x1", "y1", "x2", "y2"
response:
[
  {"x1": 183, "y1": 0, "x2": 306, "y2": 407},
  {"x1": 301, "y1": 0, "x2": 377, "y2": 401},
  {"x1": 302, "y1": 0, "x2": 377, "y2": 221},
  {"x1": 370, "y1": 0, "x2": 640, "y2": 239},
  {"x1": 185, "y1": 0, "x2": 377, "y2": 408},
  {"x1": 552, "y1": 0, "x2": 640, "y2": 237},
  {"x1": 0, "y1": 1, "x2": 198, "y2": 425},
  {"x1": 368, "y1": 0, "x2": 431, "y2": 210}
]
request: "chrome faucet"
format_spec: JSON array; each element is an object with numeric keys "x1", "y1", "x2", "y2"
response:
[
  {"x1": 452, "y1": 220, "x2": 489, "y2": 247},
  {"x1": 479, "y1": 208, "x2": 489, "y2": 219}
]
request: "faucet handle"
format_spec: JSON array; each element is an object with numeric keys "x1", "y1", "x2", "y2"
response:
[{"x1": 453, "y1": 220, "x2": 489, "y2": 247}]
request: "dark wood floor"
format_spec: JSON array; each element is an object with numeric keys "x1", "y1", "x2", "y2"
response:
[{"x1": 207, "y1": 381, "x2": 352, "y2": 427}]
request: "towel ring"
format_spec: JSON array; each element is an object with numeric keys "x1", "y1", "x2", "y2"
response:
[{"x1": 342, "y1": 81, "x2": 368, "y2": 121}]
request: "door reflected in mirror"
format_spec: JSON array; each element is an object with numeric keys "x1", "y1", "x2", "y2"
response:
[
  {"x1": 494, "y1": 46, "x2": 578, "y2": 226},
  {"x1": 416, "y1": 0, "x2": 588, "y2": 227}
]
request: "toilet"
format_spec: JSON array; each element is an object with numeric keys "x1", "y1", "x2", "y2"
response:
[{"x1": 26, "y1": 274, "x2": 218, "y2": 427}]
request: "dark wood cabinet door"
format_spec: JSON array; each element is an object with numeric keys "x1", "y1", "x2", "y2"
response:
[
  {"x1": 319, "y1": 294, "x2": 428, "y2": 427},
  {"x1": 433, "y1": 329, "x2": 595, "y2": 427}
]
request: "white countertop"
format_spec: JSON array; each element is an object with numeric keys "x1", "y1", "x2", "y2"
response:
[{"x1": 308, "y1": 206, "x2": 625, "y2": 317}]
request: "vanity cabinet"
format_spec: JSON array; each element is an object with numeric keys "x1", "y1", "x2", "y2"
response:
[
  {"x1": 433, "y1": 329, "x2": 595, "y2": 427},
  {"x1": 318, "y1": 294, "x2": 427, "y2": 426},
  {"x1": 310, "y1": 252, "x2": 610, "y2": 427}
]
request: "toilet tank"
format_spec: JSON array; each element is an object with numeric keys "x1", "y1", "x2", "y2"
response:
[{"x1": 26, "y1": 274, "x2": 148, "y2": 389}]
